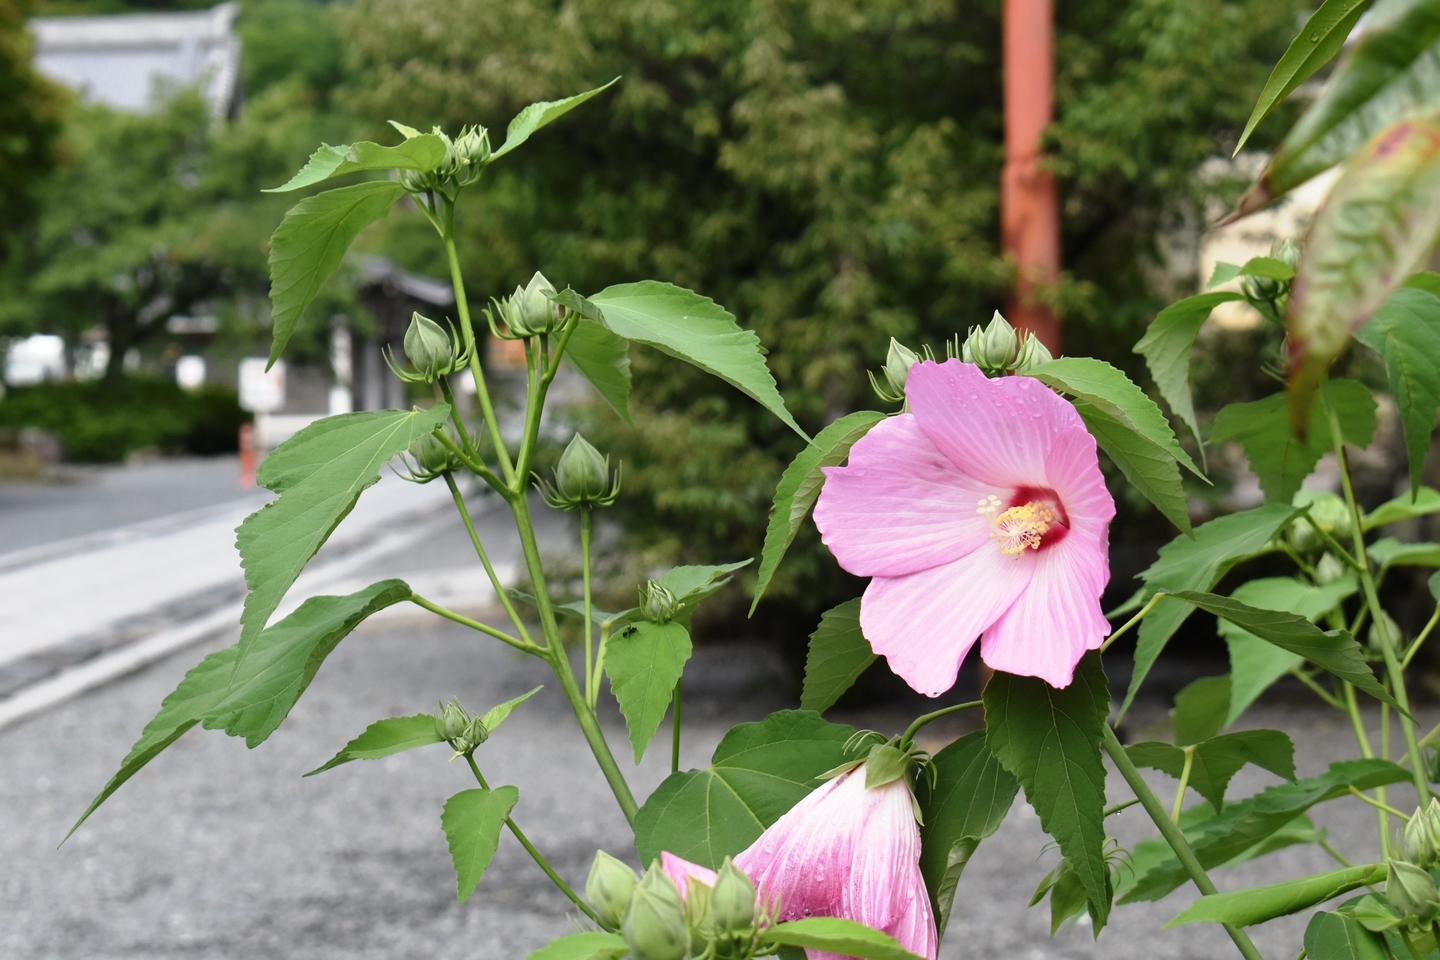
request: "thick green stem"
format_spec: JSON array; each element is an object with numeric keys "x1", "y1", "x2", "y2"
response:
[
  {"x1": 671, "y1": 681, "x2": 682, "y2": 775},
  {"x1": 1102, "y1": 724, "x2": 1268, "y2": 960},
  {"x1": 581, "y1": 507, "x2": 596, "y2": 704},
  {"x1": 1342, "y1": 681, "x2": 1392, "y2": 858},
  {"x1": 464, "y1": 755, "x2": 600, "y2": 922}
]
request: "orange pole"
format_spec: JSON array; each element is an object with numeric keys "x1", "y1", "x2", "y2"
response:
[
  {"x1": 1002, "y1": 0, "x2": 1061, "y2": 354},
  {"x1": 238, "y1": 422, "x2": 256, "y2": 488}
]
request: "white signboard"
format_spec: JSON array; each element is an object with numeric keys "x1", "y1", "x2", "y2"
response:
[{"x1": 238, "y1": 358, "x2": 285, "y2": 412}]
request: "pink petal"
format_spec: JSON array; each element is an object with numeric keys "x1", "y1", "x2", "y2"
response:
[
  {"x1": 862, "y1": 548, "x2": 1034, "y2": 697},
  {"x1": 980, "y1": 529, "x2": 1112, "y2": 687},
  {"x1": 661, "y1": 852, "x2": 717, "y2": 899},
  {"x1": 735, "y1": 773, "x2": 855, "y2": 920},
  {"x1": 814, "y1": 415, "x2": 994, "y2": 578},
  {"x1": 906, "y1": 360, "x2": 1084, "y2": 489},
  {"x1": 1044, "y1": 425, "x2": 1116, "y2": 534}
]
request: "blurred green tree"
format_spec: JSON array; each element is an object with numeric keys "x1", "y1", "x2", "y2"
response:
[{"x1": 0, "y1": 0, "x2": 65, "y2": 259}]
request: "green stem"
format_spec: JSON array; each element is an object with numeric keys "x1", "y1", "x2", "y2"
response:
[
  {"x1": 1100, "y1": 593, "x2": 1164, "y2": 654},
  {"x1": 592, "y1": 623, "x2": 612, "y2": 711},
  {"x1": 437, "y1": 377, "x2": 478, "y2": 462},
  {"x1": 1347, "y1": 786, "x2": 1412, "y2": 821},
  {"x1": 1104, "y1": 797, "x2": 1141, "y2": 817},
  {"x1": 408, "y1": 594, "x2": 539, "y2": 654},
  {"x1": 1402, "y1": 604, "x2": 1440, "y2": 670},
  {"x1": 581, "y1": 507, "x2": 595, "y2": 704},
  {"x1": 444, "y1": 474, "x2": 535, "y2": 646},
  {"x1": 1293, "y1": 670, "x2": 1342, "y2": 710},
  {"x1": 671, "y1": 680, "x2": 682, "y2": 775},
  {"x1": 1172, "y1": 746, "x2": 1196, "y2": 823},
  {"x1": 464, "y1": 754, "x2": 601, "y2": 923},
  {"x1": 1102, "y1": 724, "x2": 1268, "y2": 960},
  {"x1": 1342, "y1": 680, "x2": 1391, "y2": 858},
  {"x1": 1319, "y1": 839, "x2": 1355, "y2": 869},
  {"x1": 899, "y1": 701, "x2": 984, "y2": 747}
]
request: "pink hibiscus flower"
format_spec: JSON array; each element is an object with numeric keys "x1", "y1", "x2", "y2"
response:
[{"x1": 813, "y1": 359, "x2": 1114, "y2": 693}]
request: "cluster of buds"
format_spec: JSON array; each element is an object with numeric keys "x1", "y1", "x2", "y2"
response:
[
  {"x1": 398, "y1": 124, "x2": 491, "y2": 194},
  {"x1": 386, "y1": 312, "x2": 474, "y2": 384},
  {"x1": 586, "y1": 853, "x2": 768, "y2": 960},
  {"x1": 639, "y1": 581, "x2": 681, "y2": 624},
  {"x1": 1371, "y1": 801, "x2": 1440, "y2": 934},
  {"x1": 1285, "y1": 491, "x2": 1353, "y2": 555},
  {"x1": 484, "y1": 272, "x2": 569, "y2": 339},
  {"x1": 1241, "y1": 238, "x2": 1299, "y2": 308},
  {"x1": 398, "y1": 429, "x2": 464, "y2": 483},
  {"x1": 434, "y1": 699, "x2": 490, "y2": 758},
  {"x1": 956, "y1": 312, "x2": 1052, "y2": 377},
  {"x1": 869, "y1": 338, "x2": 928, "y2": 403},
  {"x1": 538, "y1": 434, "x2": 621, "y2": 510}
]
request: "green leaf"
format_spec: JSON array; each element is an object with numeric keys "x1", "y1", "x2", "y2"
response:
[
  {"x1": 1211, "y1": 379, "x2": 1377, "y2": 503},
  {"x1": 588, "y1": 281, "x2": 807, "y2": 439},
  {"x1": 70, "y1": 580, "x2": 411, "y2": 838},
  {"x1": 264, "y1": 135, "x2": 448, "y2": 192},
  {"x1": 235, "y1": 407, "x2": 449, "y2": 669},
  {"x1": 1222, "y1": 576, "x2": 1359, "y2": 724},
  {"x1": 564, "y1": 319, "x2": 633, "y2": 426},
  {"x1": 523, "y1": 933, "x2": 629, "y2": 960},
  {"x1": 800, "y1": 598, "x2": 876, "y2": 714},
  {"x1": 764, "y1": 918, "x2": 924, "y2": 960},
  {"x1": 441, "y1": 786, "x2": 519, "y2": 903},
  {"x1": 266, "y1": 181, "x2": 405, "y2": 366},
  {"x1": 1073, "y1": 397, "x2": 1191, "y2": 534},
  {"x1": 633, "y1": 710, "x2": 855, "y2": 868},
  {"x1": 1170, "y1": 863, "x2": 1387, "y2": 928},
  {"x1": 1167, "y1": 590, "x2": 1400, "y2": 711},
  {"x1": 1365, "y1": 485, "x2": 1440, "y2": 529},
  {"x1": 1134, "y1": 291, "x2": 1244, "y2": 450},
  {"x1": 604, "y1": 620, "x2": 692, "y2": 762},
  {"x1": 1287, "y1": 116, "x2": 1440, "y2": 430},
  {"x1": 1369, "y1": 537, "x2": 1440, "y2": 568},
  {"x1": 1114, "y1": 812, "x2": 1324, "y2": 903},
  {"x1": 751, "y1": 411, "x2": 885, "y2": 613},
  {"x1": 479, "y1": 685, "x2": 543, "y2": 733},
  {"x1": 656, "y1": 560, "x2": 752, "y2": 611},
  {"x1": 1121, "y1": 758, "x2": 1409, "y2": 903},
  {"x1": 1357, "y1": 287, "x2": 1440, "y2": 493},
  {"x1": 1234, "y1": 0, "x2": 1373, "y2": 154},
  {"x1": 1127, "y1": 730, "x2": 1296, "y2": 812},
  {"x1": 305, "y1": 713, "x2": 443, "y2": 776},
  {"x1": 1171, "y1": 675, "x2": 1232, "y2": 746},
  {"x1": 918, "y1": 731, "x2": 1020, "y2": 938},
  {"x1": 1305, "y1": 910, "x2": 1394, "y2": 960},
  {"x1": 985, "y1": 652, "x2": 1111, "y2": 926},
  {"x1": 490, "y1": 78, "x2": 621, "y2": 162},
  {"x1": 1122, "y1": 504, "x2": 1298, "y2": 716}
]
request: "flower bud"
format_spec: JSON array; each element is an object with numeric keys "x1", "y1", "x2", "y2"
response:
[
  {"x1": 587, "y1": 851, "x2": 639, "y2": 930},
  {"x1": 885, "y1": 338, "x2": 919, "y2": 390},
  {"x1": 1314, "y1": 552, "x2": 1346, "y2": 585},
  {"x1": 1387, "y1": 858, "x2": 1440, "y2": 923},
  {"x1": 409, "y1": 433, "x2": 455, "y2": 475},
  {"x1": 963, "y1": 312, "x2": 1019, "y2": 375},
  {"x1": 454, "y1": 125, "x2": 491, "y2": 167},
  {"x1": 1288, "y1": 491, "x2": 1351, "y2": 553},
  {"x1": 404, "y1": 313, "x2": 454, "y2": 381},
  {"x1": 709, "y1": 858, "x2": 756, "y2": 933},
  {"x1": 623, "y1": 864, "x2": 689, "y2": 960},
  {"x1": 1013, "y1": 333, "x2": 1053, "y2": 374},
  {"x1": 435, "y1": 699, "x2": 471, "y2": 744},
  {"x1": 516, "y1": 272, "x2": 565, "y2": 335},
  {"x1": 640, "y1": 581, "x2": 681, "y2": 624},
  {"x1": 557, "y1": 434, "x2": 611, "y2": 501},
  {"x1": 1405, "y1": 800, "x2": 1440, "y2": 868},
  {"x1": 685, "y1": 878, "x2": 713, "y2": 955},
  {"x1": 1274, "y1": 238, "x2": 1301, "y2": 271},
  {"x1": 1369, "y1": 609, "x2": 1403, "y2": 654}
]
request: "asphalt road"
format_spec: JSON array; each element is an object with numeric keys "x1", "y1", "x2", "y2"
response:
[{"x1": 0, "y1": 459, "x2": 1427, "y2": 960}]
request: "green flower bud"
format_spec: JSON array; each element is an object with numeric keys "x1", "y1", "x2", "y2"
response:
[
  {"x1": 623, "y1": 864, "x2": 689, "y2": 960},
  {"x1": 1288, "y1": 491, "x2": 1351, "y2": 553},
  {"x1": 1274, "y1": 238, "x2": 1301, "y2": 271},
  {"x1": 709, "y1": 858, "x2": 756, "y2": 933},
  {"x1": 405, "y1": 313, "x2": 455, "y2": 381},
  {"x1": 963, "y1": 312, "x2": 1019, "y2": 375},
  {"x1": 1313, "y1": 552, "x2": 1347, "y2": 585},
  {"x1": 586, "y1": 851, "x2": 639, "y2": 930},
  {"x1": 640, "y1": 581, "x2": 681, "y2": 624},
  {"x1": 1013, "y1": 333, "x2": 1053, "y2": 374},
  {"x1": 454, "y1": 125, "x2": 491, "y2": 167},
  {"x1": 685, "y1": 877, "x2": 713, "y2": 956},
  {"x1": 516, "y1": 272, "x2": 565, "y2": 335},
  {"x1": 539, "y1": 434, "x2": 620, "y2": 510},
  {"x1": 435, "y1": 699, "x2": 471, "y2": 744},
  {"x1": 863, "y1": 743, "x2": 912, "y2": 789},
  {"x1": 1405, "y1": 800, "x2": 1440, "y2": 868},
  {"x1": 885, "y1": 338, "x2": 919, "y2": 390},
  {"x1": 409, "y1": 433, "x2": 455, "y2": 475},
  {"x1": 1387, "y1": 859, "x2": 1440, "y2": 923}
]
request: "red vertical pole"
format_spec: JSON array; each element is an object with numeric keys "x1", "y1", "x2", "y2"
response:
[
  {"x1": 238, "y1": 422, "x2": 256, "y2": 489},
  {"x1": 1002, "y1": 0, "x2": 1061, "y2": 354}
]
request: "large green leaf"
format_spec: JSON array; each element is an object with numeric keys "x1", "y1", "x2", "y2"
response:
[
  {"x1": 1170, "y1": 863, "x2": 1387, "y2": 928},
  {"x1": 604, "y1": 619, "x2": 692, "y2": 763},
  {"x1": 1134, "y1": 291, "x2": 1244, "y2": 451},
  {"x1": 1172, "y1": 675, "x2": 1233, "y2": 746},
  {"x1": 1356, "y1": 286, "x2": 1440, "y2": 492},
  {"x1": 305, "y1": 714, "x2": 443, "y2": 776},
  {"x1": 1167, "y1": 590, "x2": 1399, "y2": 709},
  {"x1": 266, "y1": 180, "x2": 405, "y2": 366},
  {"x1": 588, "y1": 281, "x2": 806, "y2": 439},
  {"x1": 1121, "y1": 504, "x2": 1298, "y2": 715},
  {"x1": 490, "y1": 79, "x2": 621, "y2": 162},
  {"x1": 1305, "y1": 910, "x2": 1393, "y2": 960},
  {"x1": 441, "y1": 785, "x2": 519, "y2": 903},
  {"x1": 264, "y1": 135, "x2": 448, "y2": 193},
  {"x1": 1074, "y1": 397, "x2": 1191, "y2": 534},
  {"x1": 1211, "y1": 379, "x2": 1377, "y2": 503},
  {"x1": 236, "y1": 406, "x2": 450, "y2": 669},
  {"x1": 70, "y1": 580, "x2": 412, "y2": 838},
  {"x1": 764, "y1": 918, "x2": 924, "y2": 960},
  {"x1": 633, "y1": 710, "x2": 855, "y2": 868},
  {"x1": 564, "y1": 318, "x2": 633, "y2": 426},
  {"x1": 1287, "y1": 116, "x2": 1440, "y2": 431},
  {"x1": 1364, "y1": 484, "x2": 1440, "y2": 529},
  {"x1": 984, "y1": 652, "x2": 1111, "y2": 926},
  {"x1": 523, "y1": 933, "x2": 629, "y2": 960},
  {"x1": 751, "y1": 411, "x2": 885, "y2": 613},
  {"x1": 918, "y1": 731, "x2": 1020, "y2": 938},
  {"x1": 799, "y1": 598, "x2": 875, "y2": 714},
  {"x1": 1369, "y1": 537, "x2": 1440, "y2": 567},
  {"x1": 1235, "y1": 0, "x2": 1374, "y2": 154},
  {"x1": 1126, "y1": 729, "x2": 1296, "y2": 812}
]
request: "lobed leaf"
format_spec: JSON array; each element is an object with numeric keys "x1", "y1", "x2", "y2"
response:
[
  {"x1": 1169, "y1": 863, "x2": 1387, "y2": 928},
  {"x1": 1369, "y1": 537, "x2": 1440, "y2": 567},
  {"x1": 764, "y1": 918, "x2": 925, "y2": 960},
  {"x1": 305, "y1": 714, "x2": 443, "y2": 776},
  {"x1": 1364, "y1": 484, "x2": 1440, "y2": 529},
  {"x1": 751, "y1": 411, "x2": 885, "y2": 613},
  {"x1": 1356, "y1": 286, "x2": 1440, "y2": 493},
  {"x1": 1134, "y1": 291, "x2": 1244, "y2": 451},
  {"x1": 1171, "y1": 675, "x2": 1232, "y2": 746},
  {"x1": 1073, "y1": 397, "x2": 1191, "y2": 535},
  {"x1": 490, "y1": 79, "x2": 621, "y2": 162},
  {"x1": 564, "y1": 319, "x2": 633, "y2": 426},
  {"x1": 799, "y1": 598, "x2": 875, "y2": 714},
  {"x1": 479, "y1": 686, "x2": 543, "y2": 733},
  {"x1": 604, "y1": 620, "x2": 692, "y2": 763},
  {"x1": 442, "y1": 786, "x2": 519, "y2": 903},
  {"x1": 264, "y1": 135, "x2": 448, "y2": 193},
  {"x1": 1305, "y1": 909, "x2": 1393, "y2": 960},
  {"x1": 1127, "y1": 730, "x2": 1296, "y2": 812}
]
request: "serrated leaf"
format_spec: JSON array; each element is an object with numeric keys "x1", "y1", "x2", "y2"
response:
[
  {"x1": 656, "y1": 560, "x2": 752, "y2": 610},
  {"x1": 1365, "y1": 484, "x2": 1440, "y2": 529},
  {"x1": 1369, "y1": 537, "x2": 1440, "y2": 567},
  {"x1": 235, "y1": 406, "x2": 450, "y2": 670},
  {"x1": 1073, "y1": 395, "x2": 1191, "y2": 534},
  {"x1": 1235, "y1": 0, "x2": 1372, "y2": 154},
  {"x1": 490, "y1": 78, "x2": 620, "y2": 162},
  {"x1": 1114, "y1": 812, "x2": 1324, "y2": 903},
  {"x1": 264, "y1": 135, "x2": 448, "y2": 193},
  {"x1": 1357, "y1": 286, "x2": 1440, "y2": 493},
  {"x1": 1170, "y1": 863, "x2": 1387, "y2": 928},
  {"x1": 918, "y1": 731, "x2": 1020, "y2": 938},
  {"x1": 800, "y1": 598, "x2": 875, "y2": 714},
  {"x1": 633, "y1": 710, "x2": 855, "y2": 868},
  {"x1": 71, "y1": 580, "x2": 411, "y2": 838},
  {"x1": 479, "y1": 685, "x2": 543, "y2": 733},
  {"x1": 523, "y1": 933, "x2": 629, "y2": 960},
  {"x1": 266, "y1": 181, "x2": 405, "y2": 366},
  {"x1": 764, "y1": 918, "x2": 924, "y2": 960},
  {"x1": 305, "y1": 713, "x2": 443, "y2": 776},
  {"x1": 1167, "y1": 590, "x2": 1400, "y2": 710},
  {"x1": 441, "y1": 786, "x2": 519, "y2": 903},
  {"x1": 1305, "y1": 910, "x2": 1394, "y2": 960},
  {"x1": 564, "y1": 319, "x2": 632, "y2": 425},
  {"x1": 1134, "y1": 292, "x2": 1244, "y2": 450},
  {"x1": 984, "y1": 652, "x2": 1111, "y2": 926},
  {"x1": 1128, "y1": 730, "x2": 1296, "y2": 812},
  {"x1": 1171, "y1": 675, "x2": 1232, "y2": 746},
  {"x1": 605, "y1": 620, "x2": 691, "y2": 762},
  {"x1": 1121, "y1": 504, "x2": 1298, "y2": 716},
  {"x1": 588, "y1": 281, "x2": 807, "y2": 439},
  {"x1": 752, "y1": 411, "x2": 885, "y2": 613},
  {"x1": 1212, "y1": 379, "x2": 1376, "y2": 503},
  {"x1": 1222, "y1": 576, "x2": 1359, "y2": 724},
  {"x1": 1288, "y1": 116, "x2": 1440, "y2": 430}
]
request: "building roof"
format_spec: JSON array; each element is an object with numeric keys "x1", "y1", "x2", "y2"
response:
[{"x1": 29, "y1": 2, "x2": 241, "y2": 117}]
